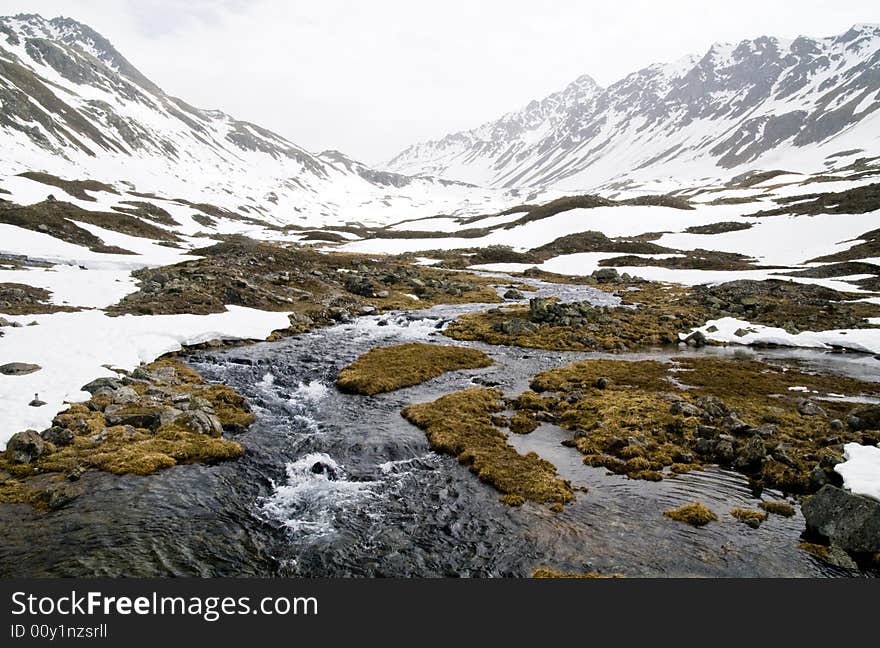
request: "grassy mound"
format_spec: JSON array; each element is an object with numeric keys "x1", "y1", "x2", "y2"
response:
[
  {"x1": 663, "y1": 502, "x2": 717, "y2": 527},
  {"x1": 337, "y1": 343, "x2": 492, "y2": 395},
  {"x1": 401, "y1": 388, "x2": 574, "y2": 507},
  {"x1": 514, "y1": 356, "x2": 880, "y2": 492}
]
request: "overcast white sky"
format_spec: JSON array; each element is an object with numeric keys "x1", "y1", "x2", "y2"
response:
[{"x1": 2, "y1": 1, "x2": 877, "y2": 163}]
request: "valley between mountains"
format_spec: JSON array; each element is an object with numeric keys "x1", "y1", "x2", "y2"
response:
[{"x1": 0, "y1": 14, "x2": 879, "y2": 577}]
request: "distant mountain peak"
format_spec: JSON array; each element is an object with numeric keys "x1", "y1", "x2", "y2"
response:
[{"x1": 385, "y1": 25, "x2": 880, "y2": 190}]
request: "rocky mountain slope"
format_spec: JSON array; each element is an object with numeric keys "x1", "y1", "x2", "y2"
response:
[
  {"x1": 387, "y1": 24, "x2": 880, "y2": 192},
  {"x1": 0, "y1": 14, "x2": 507, "y2": 225}
]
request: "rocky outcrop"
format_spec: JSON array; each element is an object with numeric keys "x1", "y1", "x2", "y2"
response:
[
  {"x1": 5, "y1": 430, "x2": 45, "y2": 464},
  {"x1": 802, "y1": 485, "x2": 880, "y2": 555}
]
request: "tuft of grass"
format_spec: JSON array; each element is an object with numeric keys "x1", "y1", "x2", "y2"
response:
[
  {"x1": 663, "y1": 502, "x2": 718, "y2": 527},
  {"x1": 730, "y1": 508, "x2": 769, "y2": 529},
  {"x1": 401, "y1": 388, "x2": 573, "y2": 507},
  {"x1": 759, "y1": 501, "x2": 796, "y2": 517},
  {"x1": 337, "y1": 343, "x2": 492, "y2": 395}
]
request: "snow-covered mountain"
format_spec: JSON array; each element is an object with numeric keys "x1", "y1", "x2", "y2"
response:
[
  {"x1": 0, "y1": 14, "x2": 507, "y2": 225},
  {"x1": 386, "y1": 24, "x2": 880, "y2": 192}
]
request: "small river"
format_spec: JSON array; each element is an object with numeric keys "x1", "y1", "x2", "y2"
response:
[{"x1": 0, "y1": 277, "x2": 875, "y2": 577}]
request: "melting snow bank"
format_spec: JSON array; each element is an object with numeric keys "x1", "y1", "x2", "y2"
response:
[
  {"x1": 685, "y1": 317, "x2": 880, "y2": 355},
  {"x1": 0, "y1": 306, "x2": 291, "y2": 446},
  {"x1": 835, "y1": 443, "x2": 880, "y2": 501}
]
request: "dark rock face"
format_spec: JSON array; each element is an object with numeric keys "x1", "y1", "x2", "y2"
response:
[
  {"x1": 802, "y1": 485, "x2": 880, "y2": 554},
  {"x1": 5, "y1": 430, "x2": 45, "y2": 464}
]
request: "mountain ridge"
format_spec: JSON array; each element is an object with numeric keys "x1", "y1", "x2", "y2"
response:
[{"x1": 385, "y1": 24, "x2": 880, "y2": 191}]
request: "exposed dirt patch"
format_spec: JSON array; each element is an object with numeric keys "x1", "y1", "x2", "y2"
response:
[
  {"x1": 684, "y1": 221, "x2": 754, "y2": 235},
  {"x1": 0, "y1": 282, "x2": 79, "y2": 315},
  {"x1": 0, "y1": 200, "x2": 134, "y2": 254},
  {"x1": 111, "y1": 200, "x2": 180, "y2": 227},
  {"x1": 749, "y1": 183, "x2": 880, "y2": 217},
  {"x1": 18, "y1": 172, "x2": 118, "y2": 202}
]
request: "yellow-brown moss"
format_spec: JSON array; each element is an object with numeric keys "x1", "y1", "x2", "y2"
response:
[
  {"x1": 517, "y1": 356, "x2": 879, "y2": 492},
  {"x1": 337, "y1": 343, "x2": 492, "y2": 395},
  {"x1": 0, "y1": 358, "x2": 252, "y2": 509},
  {"x1": 663, "y1": 502, "x2": 718, "y2": 527},
  {"x1": 730, "y1": 508, "x2": 769, "y2": 529},
  {"x1": 532, "y1": 568, "x2": 622, "y2": 578},
  {"x1": 759, "y1": 501, "x2": 796, "y2": 517},
  {"x1": 401, "y1": 388, "x2": 574, "y2": 507}
]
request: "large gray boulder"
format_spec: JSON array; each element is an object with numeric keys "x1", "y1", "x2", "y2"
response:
[
  {"x1": 6, "y1": 430, "x2": 45, "y2": 464},
  {"x1": 0, "y1": 362, "x2": 41, "y2": 375},
  {"x1": 801, "y1": 485, "x2": 880, "y2": 554}
]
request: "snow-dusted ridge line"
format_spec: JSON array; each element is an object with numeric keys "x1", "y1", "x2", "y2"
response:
[
  {"x1": 386, "y1": 24, "x2": 880, "y2": 192},
  {"x1": 0, "y1": 14, "x2": 522, "y2": 227}
]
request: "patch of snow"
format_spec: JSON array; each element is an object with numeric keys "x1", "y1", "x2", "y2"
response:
[
  {"x1": 0, "y1": 306, "x2": 291, "y2": 446},
  {"x1": 834, "y1": 443, "x2": 880, "y2": 501}
]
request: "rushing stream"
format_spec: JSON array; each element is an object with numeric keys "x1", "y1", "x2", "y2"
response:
[{"x1": 0, "y1": 277, "x2": 876, "y2": 577}]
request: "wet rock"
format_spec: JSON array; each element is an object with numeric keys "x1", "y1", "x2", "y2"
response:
[
  {"x1": 310, "y1": 461, "x2": 338, "y2": 480},
  {"x1": 31, "y1": 482, "x2": 79, "y2": 510},
  {"x1": 503, "y1": 289, "x2": 525, "y2": 300},
  {"x1": 66, "y1": 465, "x2": 86, "y2": 482},
  {"x1": 0, "y1": 362, "x2": 41, "y2": 375},
  {"x1": 846, "y1": 405, "x2": 880, "y2": 431},
  {"x1": 41, "y1": 426, "x2": 74, "y2": 447},
  {"x1": 6, "y1": 430, "x2": 45, "y2": 464},
  {"x1": 684, "y1": 330, "x2": 706, "y2": 347},
  {"x1": 798, "y1": 399, "x2": 827, "y2": 417},
  {"x1": 829, "y1": 419, "x2": 844, "y2": 431},
  {"x1": 802, "y1": 485, "x2": 880, "y2": 554},
  {"x1": 595, "y1": 377, "x2": 609, "y2": 390}
]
